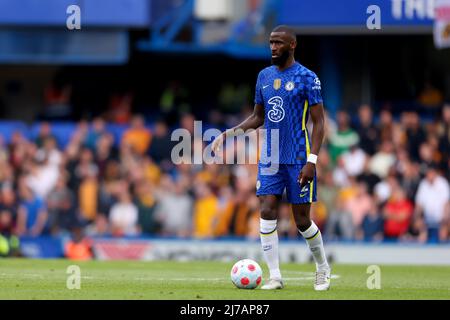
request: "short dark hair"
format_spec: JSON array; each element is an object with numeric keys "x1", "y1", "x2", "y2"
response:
[{"x1": 271, "y1": 25, "x2": 297, "y2": 41}]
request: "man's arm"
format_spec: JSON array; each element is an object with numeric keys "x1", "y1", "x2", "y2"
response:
[
  {"x1": 30, "y1": 209, "x2": 48, "y2": 237},
  {"x1": 212, "y1": 104, "x2": 265, "y2": 153},
  {"x1": 298, "y1": 103, "x2": 325, "y2": 187}
]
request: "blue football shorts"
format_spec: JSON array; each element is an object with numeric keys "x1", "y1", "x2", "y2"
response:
[{"x1": 256, "y1": 162, "x2": 317, "y2": 204}]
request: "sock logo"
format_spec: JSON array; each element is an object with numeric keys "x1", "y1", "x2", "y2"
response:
[{"x1": 263, "y1": 245, "x2": 272, "y2": 251}]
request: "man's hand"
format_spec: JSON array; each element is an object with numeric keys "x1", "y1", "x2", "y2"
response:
[
  {"x1": 298, "y1": 162, "x2": 315, "y2": 188},
  {"x1": 211, "y1": 132, "x2": 226, "y2": 154}
]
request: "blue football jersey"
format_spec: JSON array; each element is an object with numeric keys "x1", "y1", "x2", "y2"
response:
[{"x1": 254, "y1": 62, "x2": 323, "y2": 165}]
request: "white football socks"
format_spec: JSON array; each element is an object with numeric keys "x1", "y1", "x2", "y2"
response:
[
  {"x1": 260, "y1": 218, "x2": 282, "y2": 280},
  {"x1": 299, "y1": 221, "x2": 330, "y2": 272}
]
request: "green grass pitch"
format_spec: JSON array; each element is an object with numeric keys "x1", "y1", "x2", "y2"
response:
[{"x1": 0, "y1": 258, "x2": 449, "y2": 300}]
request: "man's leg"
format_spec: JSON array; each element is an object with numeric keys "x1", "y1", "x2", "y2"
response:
[
  {"x1": 259, "y1": 195, "x2": 284, "y2": 289},
  {"x1": 292, "y1": 203, "x2": 331, "y2": 290}
]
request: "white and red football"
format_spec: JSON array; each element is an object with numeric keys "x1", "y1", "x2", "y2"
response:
[{"x1": 230, "y1": 259, "x2": 263, "y2": 289}]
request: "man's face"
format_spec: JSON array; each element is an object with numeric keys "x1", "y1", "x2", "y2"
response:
[
  {"x1": 269, "y1": 32, "x2": 295, "y2": 66},
  {"x1": 426, "y1": 169, "x2": 437, "y2": 183}
]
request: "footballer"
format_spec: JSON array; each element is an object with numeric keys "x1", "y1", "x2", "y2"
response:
[{"x1": 212, "y1": 25, "x2": 330, "y2": 291}]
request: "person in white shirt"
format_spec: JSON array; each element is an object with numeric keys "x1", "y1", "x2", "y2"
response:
[
  {"x1": 415, "y1": 165, "x2": 450, "y2": 242},
  {"x1": 341, "y1": 144, "x2": 367, "y2": 177},
  {"x1": 109, "y1": 190, "x2": 138, "y2": 236}
]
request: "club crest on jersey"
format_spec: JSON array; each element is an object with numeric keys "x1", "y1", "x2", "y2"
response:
[
  {"x1": 273, "y1": 79, "x2": 282, "y2": 90},
  {"x1": 285, "y1": 81, "x2": 295, "y2": 91}
]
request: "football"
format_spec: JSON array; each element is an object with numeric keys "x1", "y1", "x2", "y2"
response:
[{"x1": 230, "y1": 259, "x2": 263, "y2": 289}]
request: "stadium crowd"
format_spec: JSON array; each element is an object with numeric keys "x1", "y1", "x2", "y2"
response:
[{"x1": 0, "y1": 103, "x2": 449, "y2": 249}]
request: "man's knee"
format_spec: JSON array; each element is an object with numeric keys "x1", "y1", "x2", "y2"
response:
[
  {"x1": 259, "y1": 197, "x2": 278, "y2": 220},
  {"x1": 293, "y1": 206, "x2": 312, "y2": 231},
  {"x1": 296, "y1": 217, "x2": 311, "y2": 232}
]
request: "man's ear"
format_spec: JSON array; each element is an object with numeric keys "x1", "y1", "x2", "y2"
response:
[{"x1": 290, "y1": 40, "x2": 297, "y2": 50}]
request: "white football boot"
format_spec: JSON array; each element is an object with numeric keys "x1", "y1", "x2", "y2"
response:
[
  {"x1": 314, "y1": 268, "x2": 331, "y2": 291},
  {"x1": 261, "y1": 278, "x2": 284, "y2": 290}
]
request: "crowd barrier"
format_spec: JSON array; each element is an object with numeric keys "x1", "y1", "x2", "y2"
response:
[{"x1": 16, "y1": 236, "x2": 450, "y2": 265}]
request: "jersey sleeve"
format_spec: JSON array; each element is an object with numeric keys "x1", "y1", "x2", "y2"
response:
[
  {"x1": 254, "y1": 71, "x2": 264, "y2": 105},
  {"x1": 305, "y1": 72, "x2": 323, "y2": 106}
]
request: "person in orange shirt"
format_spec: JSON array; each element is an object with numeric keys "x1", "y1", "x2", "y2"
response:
[
  {"x1": 78, "y1": 169, "x2": 99, "y2": 222},
  {"x1": 64, "y1": 227, "x2": 93, "y2": 261},
  {"x1": 121, "y1": 115, "x2": 152, "y2": 155},
  {"x1": 193, "y1": 182, "x2": 218, "y2": 238}
]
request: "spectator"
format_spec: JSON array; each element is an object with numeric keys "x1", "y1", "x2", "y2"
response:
[
  {"x1": 359, "y1": 202, "x2": 384, "y2": 242},
  {"x1": 356, "y1": 158, "x2": 381, "y2": 195},
  {"x1": 154, "y1": 175, "x2": 193, "y2": 237},
  {"x1": 437, "y1": 104, "x2": 450, "y2": 165},
  {"x1": 85, "y1": 117, "x2": 107, "y2": 150},
  {"x1": 0, "y1": 209, "x2": 15, "y2": 236},
  {"x1": 122, "y1": 115, "x2": 152, "y2": 155},
  {"x1": 369, "y1": 140, "x2": 396, "y2": 179},
  {"x1": 26, "y1": 148, "x2": 60, "y2": 199},
  {"x1": 97, "y1": 160, "x2": 122, "y2": 217},
  {"x1": 109, "y1": 189, "x2": 138, "y2": 237},
  {"x1": 399, "y1": 161, "x2": 421, "y2": 202},
  {"x1": 192, "y1": 182, "x2": 218, "y2": 238},
  {"x1": 346, "y1": 181, "x2": 374, "y2": 233},
  {"x1": 403, "y1": 111, "x2": 427, "y2": 162},
  {"x1": 439, "y1": 203, "x2": 450, "y2": 242},
  {"x1": 85, "y1": 214, "x2": 110, "y2": 237},
  {"x1": 78, "y1": 165, "x2": 99, "y2": 223},
  {"x1": 383, "y1": 187, "x2": 414, "y2": 240},
  {"x1": 414, "y1": 165, "x2": 450, "y2": 242},
  {"x1": 134, "y1": 180, "x2": 159, "y2": 235},
  {"x1": 332, "y1": 156, "x2": 350, "y2": 187},
  {"x1": 64, "y1": 226, "x2": 93, "y2": 261},
  {"x1": 328, "y1": 110, "x2": 360, "y2": 164},
  {"x1": 34, "y1": 122, "x2": 57, "y2": 148},
  {"x1": 214, "y1": 189, "x2": 259, "y2": 238},
  {"x1": 16, "y1": 179, "x2": 48, "y2": 237},
  {"x1": 355, "y1": 104, "x2": 379, "y2": 155},
  {"x1": 377, "y1": 109, "x2": 394, "y2": 143},
  {"x1": 318, "y1": 170, "x2": 339, "y2": 223},
  {"x1": 47, "y1": 175, "x2": 78, "y2": 235},
  {"x1": 94, "y1": 133, "x2": 116, "y2": 179},
  {"x1": 341, "y1": 143, "x2": 367, "y2": 177},
  {"x1": 0, "y1": 184, "x2": 22, "y2": 223},
  {"x1": 325, "y1": 194, "x2": 354, "y2": 241},
  {"x1": 148, "y1": 119, "x2": 175, "y2": 166},
  {"x1": 374, "y1": 172, "x2": 399, "y2": 204},
  {"x1": 39, "y1": 136, "x2": 63, "y2": 168}
]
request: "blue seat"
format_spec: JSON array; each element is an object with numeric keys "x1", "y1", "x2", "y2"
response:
[{"x1": 0, "y1": 121, "x2": 29, "y2": 143}]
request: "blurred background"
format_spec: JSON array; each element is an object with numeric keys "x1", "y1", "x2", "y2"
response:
[{"x1": 0, "y1": 0, "x2": 449, "y2": 263}]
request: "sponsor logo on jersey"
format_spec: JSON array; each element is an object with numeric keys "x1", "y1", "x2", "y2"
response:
[
  {"x1": 312, "y1": 77, "x2": 321, "y2": 90},
  {"x1": 267, "y1": 96, "x2": 285, "y2": 122}
]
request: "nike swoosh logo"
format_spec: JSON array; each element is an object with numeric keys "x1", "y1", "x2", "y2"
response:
[
  {"x1": 300, "y1": 192, "x2": 308, "y2": 198},
  {"x1": 263, "y1": 85, "x2": 270, "y2": 89}
]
